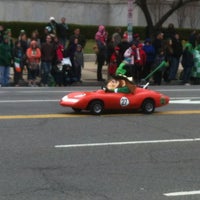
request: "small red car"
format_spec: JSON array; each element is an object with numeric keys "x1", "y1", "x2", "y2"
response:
[{"x1": 59, "y1": 86, "x2": 170, "y2": 114}]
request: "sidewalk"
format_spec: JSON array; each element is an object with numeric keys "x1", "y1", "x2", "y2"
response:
[{"x1": 80, "y1": 61, "x2": 108, "y2": 86}]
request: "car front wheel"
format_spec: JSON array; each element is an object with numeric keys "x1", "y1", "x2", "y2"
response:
[
  {"x1": 142, "y1": 99, "x2": 155, "y2": 114},
  {"x1": 89, "y1": 100, "x2": 104, "y2": 115}
]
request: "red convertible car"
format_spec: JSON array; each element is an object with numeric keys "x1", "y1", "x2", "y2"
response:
[{"x1": 59, "y1": 86, "x2": 170, "y2": 114}]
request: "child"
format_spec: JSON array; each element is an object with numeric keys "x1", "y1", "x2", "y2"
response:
[
  {"x1": 108, "y1": 46, "x2": 121, "y2": 77},
  {"x1": 73, "y1": 44, "x2": 84, "y2": 83}
]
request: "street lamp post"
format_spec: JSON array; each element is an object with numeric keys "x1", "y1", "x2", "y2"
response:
[{"x1": 127, "y1": 0, "x2": 133, "y2": 42}]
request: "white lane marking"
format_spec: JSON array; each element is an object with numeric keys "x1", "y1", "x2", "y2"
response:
[
  {"x1": 0, "y1": 100, "x2": 58, "y2": 103},
  {"x1": 164, "y1": 190, "x2": 200, "y2": 196},
  {"x1": 54, "y1": 138, "x2": 200, "y2": 148},
  {"x1": 157, "y1": 88, "x2": 200, "y2": 92},
  {"x1": 170, "y1": 99, "x2": 200, "y2": 104},
  {"x1": 170, "y1": 97, "x2": 200, "y2": 99}
]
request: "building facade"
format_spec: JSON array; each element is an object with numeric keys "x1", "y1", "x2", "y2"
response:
[
  {"x1": 0, "y1": 0, "x2": 199, "y2": 28},
  {"x1": 0, "y1": 0, "x2": 145, "y2": 26}
]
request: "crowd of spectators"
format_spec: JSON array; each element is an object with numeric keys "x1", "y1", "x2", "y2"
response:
[
  {"x1": 0, "y1": 17, "x2": 86, "y2": 87},
  {"x1": 95, "y1": 23, "x2": 200, "y2": 85},
  {"x1": 0, "y1": 20, "x2": 199, "y2": 87}
]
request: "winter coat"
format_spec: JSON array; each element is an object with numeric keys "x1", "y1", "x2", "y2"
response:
[
  {"x1": 0, "y1": 42, "x2": 12, "y2": 66},
  {"x1": 142, "y1": 44, "x2": 156, "y2": 63}
]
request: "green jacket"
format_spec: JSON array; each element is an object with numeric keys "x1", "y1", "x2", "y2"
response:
[
  {"x1": 0, "y1": 42, "x2": 12, "y2": 66},
  {"x1": 114, "y1": 86, "x2": 130, "y2": 93}
]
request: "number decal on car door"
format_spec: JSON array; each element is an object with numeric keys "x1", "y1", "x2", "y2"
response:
[{"x1": 120, "y1": 97, "x2": 129, "y2": 107}]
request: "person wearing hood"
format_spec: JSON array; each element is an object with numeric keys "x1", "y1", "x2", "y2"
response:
[
  {"x1": 26, "y1": 40, "x2": 41, "y2": 86},
  {"x1": 95, "y1": 25, "x2": 107, "y2": 81}
]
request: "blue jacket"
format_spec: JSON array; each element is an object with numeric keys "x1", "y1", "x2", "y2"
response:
[{"x1": 142, "y1": 44, "x2": 155, "y2": 63}]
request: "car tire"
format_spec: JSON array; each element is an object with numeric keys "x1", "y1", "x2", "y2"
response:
[
  {"x1": 72, "y1": 108, "x2": 82, "y2": 113},
  {"x1": 142, "y1": 99, "x2": 155, "y2": 114},
  {"x1": 89, "y1": 100, "x2": 104, "y2": 115}
]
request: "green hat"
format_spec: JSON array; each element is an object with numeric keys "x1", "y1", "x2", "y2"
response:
[
  {"x1": 184, "y1": 42, "x2": 193, "y2": 53},
  {"x1": 113, "y1": 62, "x2": 134, "y2": 83}
]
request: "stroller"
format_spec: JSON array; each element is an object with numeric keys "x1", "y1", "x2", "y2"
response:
[{"x1": 53, "y1": 58, "x2": 74, "y2": 86}]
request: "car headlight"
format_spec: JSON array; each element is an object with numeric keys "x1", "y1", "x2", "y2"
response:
[{"x1": 62, "y1": 96, "x2": 79, "y2": 103}]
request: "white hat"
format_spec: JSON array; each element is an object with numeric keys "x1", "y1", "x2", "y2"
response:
[{"x1": 49, "y1": 16, "x2": 55, "y2": 21}]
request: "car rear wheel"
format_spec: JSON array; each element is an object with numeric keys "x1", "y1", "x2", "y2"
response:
[
  {"x1": 89, "y1": 100, "x2": 104, "y2": 115},
  {"x1": 142, "y1": 99, "x2": 155, "y2": 114}
]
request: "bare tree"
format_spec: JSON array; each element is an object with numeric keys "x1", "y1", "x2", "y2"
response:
[
  {"x1": 175, "y1": 5, "x2": 187, "y2": 28},
  {"x1": 134, "y1": 0, "x2": 200, "y2": 37},
  {"x1": 186, "y1": 3, "x2": 200, "y2": 29}
]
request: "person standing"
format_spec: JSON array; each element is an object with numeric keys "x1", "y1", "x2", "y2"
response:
[
  {"x1": 95, "y1": 25, "x2": 107, "y2": 81},
  {"x1": 69, "y1": 28, "x2": 86, "y2": 49},
  {"x1": 108, "y1": 46, "x2": 121, "y2": 77},
  {"x1": 118, "y1": 32, "x2": 130, "y2": 61},
  {"x1": 40, "y1": 35, "x2": 56, "y2": 86},
  {"x1": 169, "y1": 33, "x2": 183, "y2": 81},
  {"x1": 181, "y1": 42, "x2": 194, "y2": 85},
  {"x1": 64, "y1": 37, "x2": 79, "y2": 83},
  {"x1": 152, "y1": 31, "x2": 165, "y2": 55},
  {"x1": 12, "y1": 40, "x2": 25, "y2": 86},
  {"x1": 26, "y1": 40, "x2": 41, "y2": 86},
  {"x1": 112, "y1": 27, "x2": 122, "y2": 47},
  {"x1": 47, "y1": 17, "x2": 57, "y2": 35},
  {"x1": 124, "y1": 41, "x2": 144, "y2": 83},
  {"x1": 57, "y1": 17, "x2": 69, "y2": 48},
  {"x1": 142, "y1": 38, "x2": 156, "y2": 79},
  {"x1": 19, "y1": 32, "x2": 28, "y2": 80},
  {"x1": 0, "y1": 35, "x2": 12, "y2": 86},
  {"x1": 0, "y1": 24, "x2": 5, "y2": 43},
  {"x1": 74, "y1": 44, "x2": 84, "y2": 83}
]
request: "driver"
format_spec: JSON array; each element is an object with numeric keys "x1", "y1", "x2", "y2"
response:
[
  {"x1": 106, "y1": 76, "x2": 136, "y2": 93},
  {"x1": 104, "y1": 58, "x2": 136, "y2": 93}
]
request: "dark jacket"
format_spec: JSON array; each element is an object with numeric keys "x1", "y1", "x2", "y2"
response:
[
  {"x1": 181, "y1": 46, "x2": 194, "y2": 69},
  {"x1": 57, "y1": 23, "x2": 69, "y2": 38},
  {"x1": 41, "y1": 42, "x2": 56, "y2": 62},
  {"x1": 0, "y1": 42, "x2": 12, "y2": 66},
  {"x1": 172, "y1": 38, "x2": 183, "y2": 58}
]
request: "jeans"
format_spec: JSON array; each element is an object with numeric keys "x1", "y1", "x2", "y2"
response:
[
  {"x1": 182, "y1": 67, "x2": 192, "y2": 83},
  {"x1": 0, "y1": 66, "x2": 10, "y2": 86},
  {"x1": 169, "y1": 57, "x2": 179, "y2": 80},
  {"x1": 41, "y1": 61, "x2": 52, "y2": 85}
]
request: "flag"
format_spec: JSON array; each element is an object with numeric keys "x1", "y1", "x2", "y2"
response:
[{"x1": 14, "y1": 57, "x2": 21, "y2": 72}]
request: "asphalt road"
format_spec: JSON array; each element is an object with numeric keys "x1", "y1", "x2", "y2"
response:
[{"x1": 0, "y1": 85, "x2": 200, "y2": 200}]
